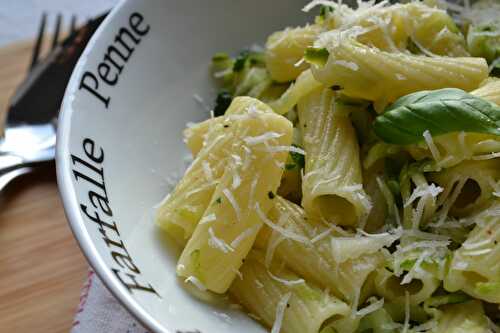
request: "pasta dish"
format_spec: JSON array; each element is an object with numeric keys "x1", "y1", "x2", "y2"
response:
[{"x1": 155, "y1": 0, "x2": 500, "y2": 332}]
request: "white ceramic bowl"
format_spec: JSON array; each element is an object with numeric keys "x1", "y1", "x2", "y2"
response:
[{"x1": 57, "y1": 1, "x2": 309, "y2": 332}]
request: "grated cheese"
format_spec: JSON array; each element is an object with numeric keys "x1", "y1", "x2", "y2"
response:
[
  {"x1": 396, "y1": 73, "x2": 407, "y2": 80},
  {"x1": 266, "y1": 234, "x2": 285, "y2": 268},
  {"x1": 397, "y1": 240, "x2": 450, "y2": 254},
  {"x1": 232, "y1": 172, "x2": 241, "y2": 190},
  {"x1": 222, "y1": 188, "x2": 242, "y2": 222},
  {"x1": 248, "y1": 174, "x2": 260, "y2": 210},
  {"x1": 242, "y1": 146, "x2": 253, "y2": 171},
  {"x1": 232, "y1": 268, "x2": 243, "y2": 280},
  {"x1": 255, "y1": 279, "x2": 264, "y2": 289},
  {"x1": 243, "y1": 132, "x2": 284, "y2": 146},
  {"x1": 271, "y1": 292, "x2": 292, "y2": 333},
  {"x1": 230, "y1": 225, "x2": 260, "y2": 248},
  {"x1": 199, "y1": 213, "x2": 217, "y2": 225},
  {"x1": 463, "y1": 238, "x2": 491, "y2": 250},
  {"x1": 202, "y1": 161, "x2": 214, "y2": 181},
  {"x1": 255, "y1": 202, "x2": 310, "y2": 244},
  {"x1": 185, "y1": 276, "x2": 207, "y2": 291},
  {"x1": 404, "y1": 184, "x2": 443, "y2": 208},
  {"x1": 472, "y1": 152, "x2": 500, "y2": 160},
  {"x1": 331, "y1": 230, "x2": 401, "y2": 263},
  {"x1": 423, "y1": 130, "x2": 441, "y2": 164},
  {"x1": 302, "y1": 0, "x2": 338, "y2": 12},
  {"x1": 333, "y1": 59, "x2": 359, "y2": 71},
  {"x1": 463, "y1": 248, "x2": 492, "y2": 256},
  {"x1": 401, "y1": 249, "x2": 431, "y2": 285},
  {"x1": 264, "y1": 145, "x2": 306, "y2": 155},
  {"x1": 208, "y1": 227, "x2": 234, "y2": 253},
  {"x1": 402, "y1": 291, "x2": 410, "y2": 333},
  {"x1": 192, "y1": 94, "x2": 211, "y2": 112},
  {"x1": 356, "y1": 297, "x2": 384, "y2": 317},
  {"x1": 268, "y1": 270, "x2": 305, "y2": 286},
  {"x1": 311, "y1": 226, "x2": 335, "y2": 243}
]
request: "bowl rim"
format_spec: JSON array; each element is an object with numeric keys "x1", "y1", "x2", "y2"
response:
[{"x1": 55, "y1": 1, "x2": 166, "y2": 332}]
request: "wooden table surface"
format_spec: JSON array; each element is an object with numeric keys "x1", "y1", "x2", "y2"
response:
[{"x1": 0, "y1": 40, "x2": 88, "y2": 332}]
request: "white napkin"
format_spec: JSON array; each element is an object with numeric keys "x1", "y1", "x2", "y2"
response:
[{"x1": 71, "y1": 270, "x2": 150, "y2": 333}]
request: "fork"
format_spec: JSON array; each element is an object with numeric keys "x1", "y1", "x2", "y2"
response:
[{"x1": 0, "y1": 13, "x2": 75, "y2": 192}]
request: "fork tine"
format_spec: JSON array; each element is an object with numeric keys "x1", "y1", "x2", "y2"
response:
[
  {"x1": 30, "y1": 13, "x2": 47, "y2": 69},
  {"x1": 70, "y1": 15, "x2": 77, "y2": 34},
  {"x1": 52, "y1": 13, "x2": 62, "y2": 49}
]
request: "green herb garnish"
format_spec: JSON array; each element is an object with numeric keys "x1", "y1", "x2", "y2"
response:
[
  {"x1": 304, "y1": 47, "x2": 329, "y2": 67},
  {"x1": 213, "y1": 91, "x2": 233, "y2": 116},
  {"x1": 373, "y1": 88, "x2": 500, "y2": 145}
]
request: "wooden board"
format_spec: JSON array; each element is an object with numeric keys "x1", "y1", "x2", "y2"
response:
[{"x1": 0, "y1": 39, "x2": 88, "y2": 332}]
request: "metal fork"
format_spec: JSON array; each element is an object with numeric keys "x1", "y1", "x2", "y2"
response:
[{"x1": 0, "y1": 14, "x2": 76, "y2": 192}]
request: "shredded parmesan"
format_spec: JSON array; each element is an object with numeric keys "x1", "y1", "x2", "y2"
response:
[
  {"x1": 248, "y1": 174, "x2": 260, "y2": 210},
  {"x1": 311, "y1": 226, "x2": 335, "y2": 243},
  {"x1": 472, "y1": 152, "x2": 500, "y2": 160},
  {"x1": 271, "y1": 293, "x2": 292, "y2": 333},
  {"x1": 192, "y1": 94, "x2": 211, "y2": 112},
  {"x1": 230, "y1": 225, "x2": 259, "y2": 248},
  {"x1": 202, "y1": 161, "x2": 214, "y2": 181},
  {"x1": 463, "y1": 238, "x2": 491, "y2": 250},
  {"x1": 232, "y1": 268, "x2": 243, "y2": 280},
  {"x1": 356, "y1": 298, "x2": 384, "y2": 317},
  {"x1": 185, "y1": 276, "x2": 207, "y2": 291},
  {"x1": 463, "y1": 248, "x2": 492, "y2": 256},
  {"x1": 222, "y1": 188, "x2": 242, "y2": 222},
  {"x1": 334, "y1": 59, "x2": 359, "y2": 71},
  {"x1": 255, "y1": 279, "x2": 264, "y2": 289},
  {"x1": 208, "y1": 227, "x2": 234, "y2": 253},
  {"x1": 255, "y1": 202, "x2": 310, "y2": 244},
  {"x1": 265, "y1": 145, "x2": 306, "y2": 155},
  {"x1": 232, "y1": 172, "x2": 241, "y2": 190},
  {"x1": 243, "y1": 132, "x2": 284, "y2": 146},
  {"x1": 402, "y1": 291, "x2": 410, "y2": 333},
  {"x1": 423, "y1": 130, "x2": 441, "y2": 164},
  {"x1": 199, "y1": 213, "x2": 217, "y2": 225},
  {"x1": 268, "y1": 270, "x2": 305, "y2": 286},
  {"x1": 404, "y1": 184, "x2": 443, "y2": 208}
]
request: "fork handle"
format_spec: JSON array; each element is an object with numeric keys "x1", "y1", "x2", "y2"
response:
[
  {"x1": 0, "y1": 167, "x2": 33, "y2": 193},
  {"x1": 0, "y1": 154, "x2": 24, "y2": 173}
]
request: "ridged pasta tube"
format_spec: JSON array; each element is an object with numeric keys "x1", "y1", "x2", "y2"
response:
[
  {"x1": 316, "y1": 2, "x2": 467, "y2": 56},
  {"x1": 265, "y1": 24, "x2": 322, "y2": 82},
  {"x1": 183, "y1": 97, "x2": 274, "y2": 156},
  {"x1": 430, "y1": 159, "x2": 500, "y2": 218},
  {"x1": 472, "y1": 78, "x2": 500, "y2": 106},
  {"x1": 230, "y1": 250, "x2": 351, "y2": 333},
  {"x1": 298, "y1": 88, "x2": 371, "y2": 226},
  {"x1": 445, "y1": 202, "x2": 500, "y2": 304},
  {"x1": 177, "y1": 109, "x2": 293, "y2": 293},
  {"x1": 430, "y1": 300, "x2": 491, "y2": 332},
  {"x1": 309, "y1": 32, "x2": 488, "y2": 111},
  {"x1": 374, "y1": 267, "x2": 440, "y2": 306},
  {"x1": 269, "y1": 69, "x2": 323, "y2": 115},
  {"x1": 259, "y1": 197, "x2": 384, "y2": 305},
  {"x1": 157, "y1": 97, "x2": 276, "y2": 244}
]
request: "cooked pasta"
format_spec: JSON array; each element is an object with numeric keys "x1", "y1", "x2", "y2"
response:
[
  {"x1": 230, "y1": 250, "x2": 351, "y2": 333},
  {"x1": 265, "y1": 24, "x2": 322, "y2": 83},
  {"x1": 298, "y1": 88, "x2": 371, "y2": 226},
  {"x1": 307, "y1": 31, "x2": 487, "y2": 111},
  {"x1": 445, "y1": 202, "x2": 500, "y2": 304},
  {"x1": 177, "y1": 105, "x2": 292, "y2": 293},
  {"x1": 155, "y1": 1, "x2": 500, "y2": 331}
]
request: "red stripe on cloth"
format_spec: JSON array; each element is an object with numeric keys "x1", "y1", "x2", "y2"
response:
[{"x1": 72, "y1": 269, "x2": 95, "y2": 327}]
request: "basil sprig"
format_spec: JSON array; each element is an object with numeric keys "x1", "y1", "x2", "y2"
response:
[{"x1": 373, "y1": 88, "x2": 500, "y2": 145}]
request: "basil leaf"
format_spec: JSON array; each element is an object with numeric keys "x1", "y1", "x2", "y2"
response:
[{"x1": 374, "y1": 88, "x2": 500, "y2": 145}]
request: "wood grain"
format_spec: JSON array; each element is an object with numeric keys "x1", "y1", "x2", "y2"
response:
[{"x1": 0, "y1": 39, "x2": 88, "y2": 333}]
